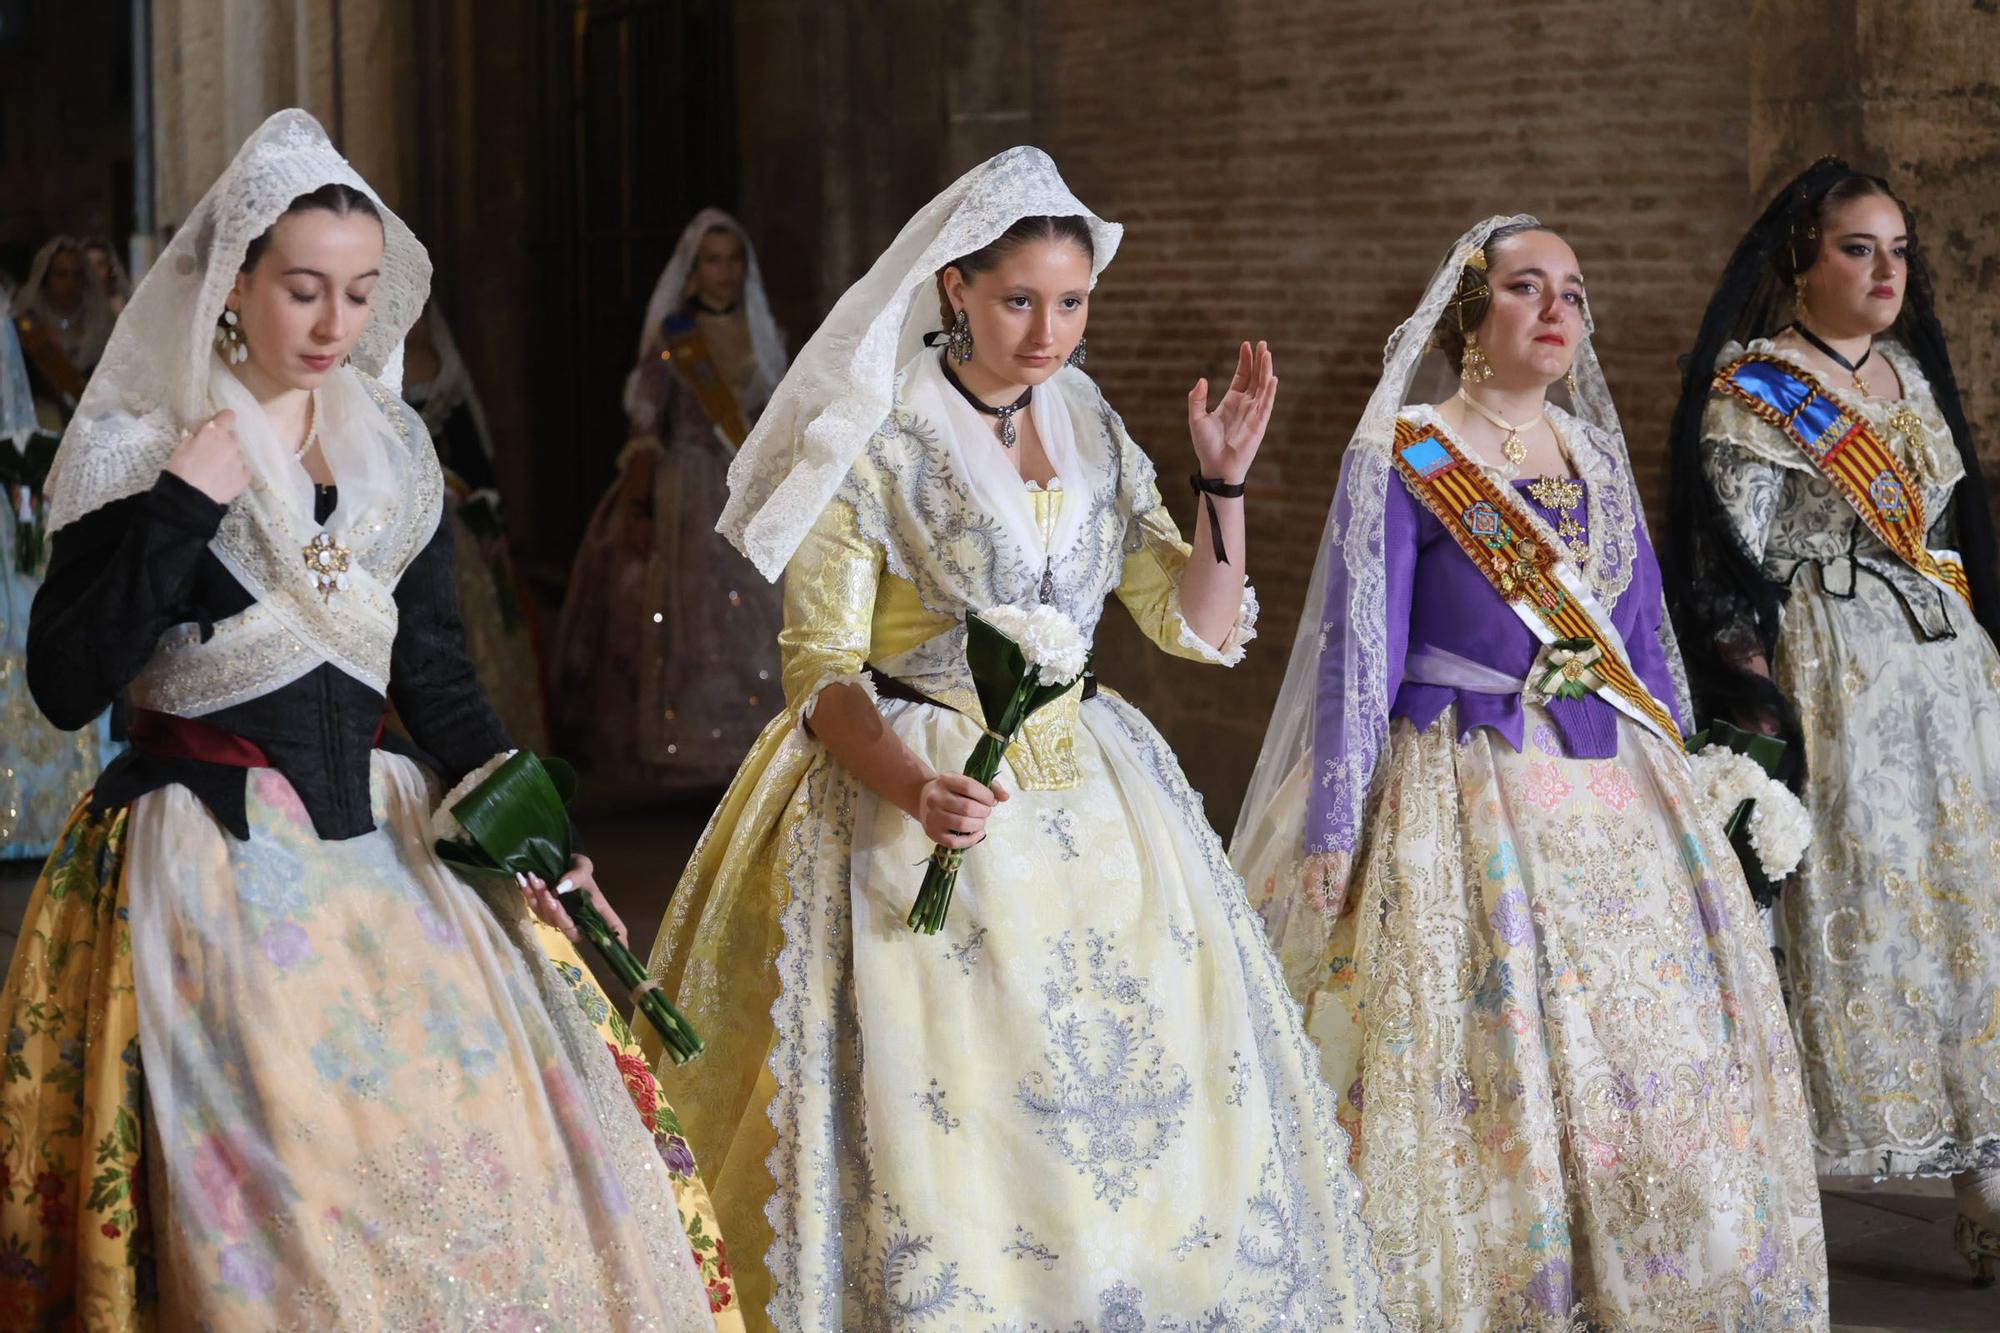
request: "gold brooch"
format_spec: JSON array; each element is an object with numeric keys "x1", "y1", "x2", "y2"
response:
[
  {"x1": 303, "y1": 531, "x2": 352, "y2": 601},
  {"x1": 1527, "y1": 476, "x2": 1582, "y2": 512}
]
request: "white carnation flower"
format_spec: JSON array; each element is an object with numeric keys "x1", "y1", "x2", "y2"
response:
[
  {"x1": 1745, "y1": 778, "x2": 1812, "y2": 880},
  {"x1": 978, "y1": 603, "x2": 1089, "y2": 684},
  {"x1": 1685, "y1": 747, "x2": 1811, "y2": 881}
]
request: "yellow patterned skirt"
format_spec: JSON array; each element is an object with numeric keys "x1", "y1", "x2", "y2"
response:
[{"x1": 0, "y1": 764, "x2": 743, "y2": 1331}]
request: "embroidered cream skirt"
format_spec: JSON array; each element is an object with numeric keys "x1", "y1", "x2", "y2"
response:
[
  {"x1": 1775, "y1": 564, "x2": 2000, "y2": 1177},
  {"x1": 1296, "y1": 707, "x2": 1826, "y2": 1331}
]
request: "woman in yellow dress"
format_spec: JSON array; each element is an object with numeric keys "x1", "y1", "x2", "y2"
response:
[
  {"x1": 0, "y1": 110, "x2": 738, "y2": 1330},
  {"x1": 640, "y1": 147, "x2": 1382, "y2": 1331}
]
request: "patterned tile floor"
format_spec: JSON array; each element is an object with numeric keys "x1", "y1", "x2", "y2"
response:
[{"x1": 3, "y1": 794, "x2": 1998, "y2": 1329}]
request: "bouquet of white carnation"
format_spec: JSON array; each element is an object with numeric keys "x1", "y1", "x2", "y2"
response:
[
  {"x1": 1686, "y1": 722, "x2": 1812, "y2": 896},
  {"x1": 905, "y1": 604, "x2": 1091, "y2": 934}
]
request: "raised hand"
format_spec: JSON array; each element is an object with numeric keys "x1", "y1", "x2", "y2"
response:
[
  {"x1": 164, "y1": 409, "x2": 252, "y2": 504},
  {"x1": 1187, "y1": 341, "x2": 1278, "y2": 484}
]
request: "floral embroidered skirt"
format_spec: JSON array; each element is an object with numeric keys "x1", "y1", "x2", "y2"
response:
[
  {"x1": 648, "y1": 694, "x2": 1381, "y2": 1331},
  {"x1": 1775, "y1": 568, "x2": 2000, "y2": 1177},
  {"x1": 1302, "y1": 708, "x2": 1826, "y2": 1332},
  {"x1": 0, "y1": 754, "x2": 740, "y2": 1331}
]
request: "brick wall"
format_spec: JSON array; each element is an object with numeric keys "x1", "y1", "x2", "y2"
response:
[{"x1": 1028, "y1": 0, "x2": 1756, "y2": 828}]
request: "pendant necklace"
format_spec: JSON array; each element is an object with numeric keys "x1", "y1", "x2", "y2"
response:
[
  {"x1": 1790, "y1": 321, "x2": 1873, "y2": 395},
  {"x1": 1457, "y1": 388, "x2": 1545, "y2": 477},
  {"x1": 941, "y1": 355, "x2": 1032, "y2": 448}
]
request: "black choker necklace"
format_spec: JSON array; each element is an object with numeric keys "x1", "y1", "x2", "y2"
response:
[
  {"x1": 939, "y1": 355, "x2": 1032, "y2": 448},
  {"x1": 689, "y1": 296, "x2": 741, "y2": 317},
  {"x1": 1790, "y1": 321, "x2": 1872, "y2": 388}
]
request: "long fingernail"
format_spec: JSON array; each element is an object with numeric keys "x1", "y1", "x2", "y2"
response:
[
  {"x1": 555, "y1": 879, "x2": 574, "y2": 895},
  {"x1": 515, "y1": 873, "x2": 528, "y2": 888}
]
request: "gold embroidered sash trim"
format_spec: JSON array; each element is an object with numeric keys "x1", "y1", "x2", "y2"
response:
[
  {"x1": 1716, "y1": 353, "x2": 1970, "y2": 608},
  {"x1": 661, "y1": 318, "x2": 749, "y2": 449},
  {"x1": 1392, "y1": 418, "x2": 1683, "y2": 746}
]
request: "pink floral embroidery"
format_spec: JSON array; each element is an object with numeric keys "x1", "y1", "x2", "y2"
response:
[
  {"x1": 1516, "y1": 761, "x2": 1573, "y2": 813},
  {"x1": 1587, "y1": 762, "x2": 1640, "y2": 812},
  {"x1": 189, "y1": 1133, "x2": 258, "y2": 1238}
]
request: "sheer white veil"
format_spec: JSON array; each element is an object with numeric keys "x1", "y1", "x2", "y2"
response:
[
  {"x1": 1230, "y1": 216, "x2": 1678, "y2": 940},
  {"x1": 45, "y1": 110, "x2": 430, "y2": 535},
  {"x1": 718, "y1": 146, "x2": 1122, "y2": 581},
  {"x1": 625, "y1": 206, "x2": 788, "y2": 423}
]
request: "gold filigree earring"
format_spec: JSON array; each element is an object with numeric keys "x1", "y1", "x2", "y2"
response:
[{"x1": 1460, "y1": 333, "x2": 1494, "y2": 384}]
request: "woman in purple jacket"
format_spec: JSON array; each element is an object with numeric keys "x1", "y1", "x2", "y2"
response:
[{"x1": 1232, "y1": 216, "x2": 1827, "y2": 1332}]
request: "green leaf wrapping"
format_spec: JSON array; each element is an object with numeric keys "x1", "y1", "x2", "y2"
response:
[
  {"x1": 905, "y1": 615, "x2": 1091, "y2": 934},
  {"x1": 432, "y1": 750, "x2": 704, "y2": 1062}
]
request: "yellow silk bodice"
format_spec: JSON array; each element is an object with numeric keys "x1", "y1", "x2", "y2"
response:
[{"x1": 780, "y1": 484, "x2": 1235, "y2": 790}]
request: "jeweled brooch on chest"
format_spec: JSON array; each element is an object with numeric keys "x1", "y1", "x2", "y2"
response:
[{"x1": 303, "y1": 530, "x2": 353, "y2": 601}]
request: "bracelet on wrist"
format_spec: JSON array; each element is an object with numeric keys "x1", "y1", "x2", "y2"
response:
[{"x1": 1188, "y1": 474, "x2": 1247, "y2": 564}]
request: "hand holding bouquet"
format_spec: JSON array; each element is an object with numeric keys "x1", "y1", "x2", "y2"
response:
[
  {"x1": 906, "y1": 604, "x2": 1091, "y2": 934},
  {"x1": 1687, "y1": 721, "x2": 1812, "y2": 901},
  {"x1": 434, "y1": 749, "x2": 705, "y2": 1063}
]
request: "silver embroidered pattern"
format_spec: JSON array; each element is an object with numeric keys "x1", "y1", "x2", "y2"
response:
[
  {"x1": 946, "y1": 924, "x2": 989, "y2": 977},
  {"x1": 1002, "y1": 1225, "x2": 1060, "y2": 1270},
  {"x1": 1039, "y1": 808, "x2": 1082, "y2": 862},
  {"x1": 915, "y1": 1078, "x2": 961, "y2": 1134},
  {"x1": 859, "y1": 1201, "x2": 992, "y2": 1324},
  {"x1": 1225, "y1": 1050, "x2": 1249, "y2": 1107},
  {"x1": 1016, "y1": 930, "x2": 1191, "y2": 1209},
  {"x1": 1171, "y1": 1216, "x2": 1224, "y2": 1260}
]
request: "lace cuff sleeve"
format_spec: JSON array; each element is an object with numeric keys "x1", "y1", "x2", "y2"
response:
[{"x1": 1111, "y1": 436, "x2": 1258, "y2": 666}]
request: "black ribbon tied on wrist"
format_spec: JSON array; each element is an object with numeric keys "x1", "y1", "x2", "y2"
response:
[{"x1": 1189, "y1": 474, "x2": 1247, "y2": 564}]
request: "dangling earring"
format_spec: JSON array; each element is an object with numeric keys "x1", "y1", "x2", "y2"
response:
[
  {"x1": 946, "y1": 308, "x2": 974, "y2": 364},
  {"x1": 1791, "y1": 278, "x2": 1810, "y2": 325},
  {"x1": 1564, "y1": 370, "x2": 1580, "y2": 400},
  {"x1": 1065, "y1": 337, "x2": 1087, "y2": 369},
  {"x1": 1460, "y1": 332, "x2": 1493, "y2": 384},
  {"x1": 214, "y1": 308, "x2": 248, "y2": 365}
]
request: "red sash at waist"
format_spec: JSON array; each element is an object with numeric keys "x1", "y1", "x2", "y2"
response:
[{"x1": 128, "y1": 709, "x2": 388, "y2": 768}]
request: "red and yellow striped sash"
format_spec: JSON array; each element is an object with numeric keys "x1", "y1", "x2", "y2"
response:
[
  {"x1": 1715, "y1": 353, "x2": 1970, "y2": 607},
  {"x1": 1392, "y1": 418, "x2": 1683, "y2": 747}
]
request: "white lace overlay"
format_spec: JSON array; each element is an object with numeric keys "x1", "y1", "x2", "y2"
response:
[
  {"x1": 46, "y1": 109, "x2": 431, "y2": 533},
  {"x1": 126, "y1": 369, "x2": 442, "y2": 716},
  {"x1": 720, "y1": 147, "x2": 1122, "y2": 580},
  {"x1": 42, "y1": 109, "x2": 444, "y2": 715}
]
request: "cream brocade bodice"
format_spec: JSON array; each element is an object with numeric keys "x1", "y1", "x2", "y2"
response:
[
  {"x1": 1702, "y1": 338, "x2": 1966, "y2": 640},
  {"x1": 781, "y1": 451, "x2": 1254, "y2": 791}
]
